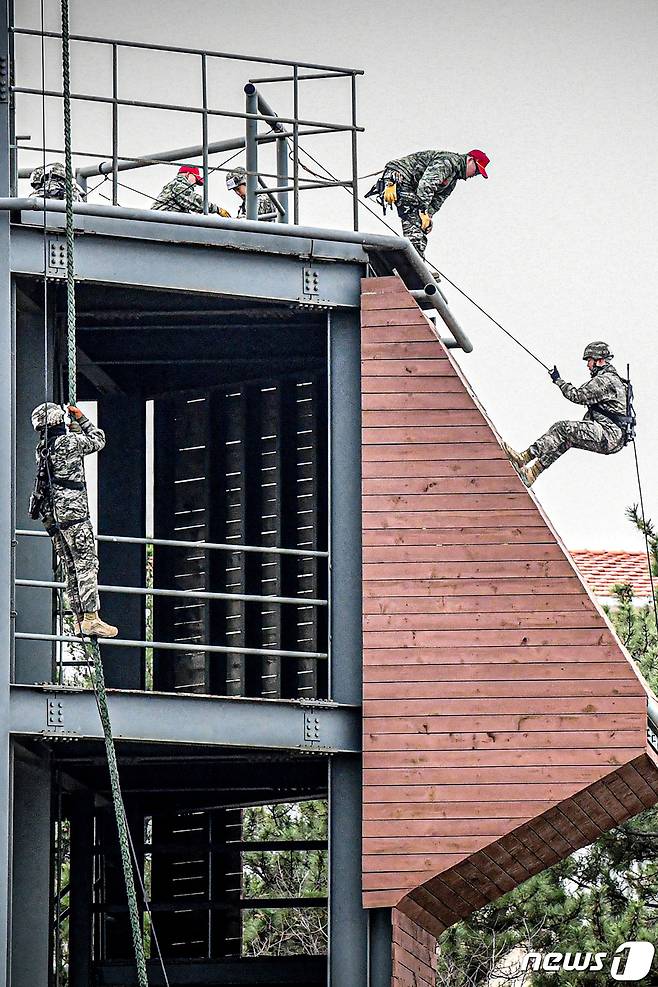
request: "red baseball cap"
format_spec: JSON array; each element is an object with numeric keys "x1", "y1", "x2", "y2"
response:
[
  {"x1": 179, "y1": 165, "x2": 204, "y2": 185},
  {"x1": 468, "y1": 149, "x2": 490, "y2": 178}
]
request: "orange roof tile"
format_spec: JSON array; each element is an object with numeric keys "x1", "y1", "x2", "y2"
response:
[{"x1": 571, "y1": 550, "x2": 654, "y2": 598}]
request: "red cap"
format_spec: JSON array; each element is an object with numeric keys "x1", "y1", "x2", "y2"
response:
[
  {"x1": 468, "y1": 149, "x2": 490, "y2": 179},
  {"x1": 179, "y1": 165, "x2": 204, "y2": 185}
]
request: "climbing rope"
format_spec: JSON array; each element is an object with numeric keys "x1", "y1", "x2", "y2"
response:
[
  {"x1": 57, "y1": 3, "x2": 151, "y2": 983},
  {"x1": 631, "y1": 440, "x2": 658, "y2": 634}
]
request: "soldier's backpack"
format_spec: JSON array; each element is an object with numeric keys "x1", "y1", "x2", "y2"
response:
[{"x1": 591, "y1": 366, "x2": 637, "y2": 447}]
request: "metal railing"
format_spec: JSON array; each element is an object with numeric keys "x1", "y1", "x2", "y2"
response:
[
  {"x1": 11, "y1": 27, "x2": 363, "y2": 227},
  {"x1": 14, "y1": 529, "x2": 329, "y2": 667}
]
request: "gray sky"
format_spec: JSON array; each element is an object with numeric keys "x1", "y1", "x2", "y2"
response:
[{"x1": 16, "y1": 0, "x2": 658, "y2": 550}]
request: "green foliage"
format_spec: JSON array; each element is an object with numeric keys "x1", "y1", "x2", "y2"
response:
[
  {"x1": 242, "y1": 801, "x2": 328, "y2": 957},
  {"x1": 436, "y1": 510, "x2": 658, "y2": 986}
]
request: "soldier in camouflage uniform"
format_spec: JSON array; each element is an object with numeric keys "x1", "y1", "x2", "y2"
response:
[
  {"x1": 226, "y1": 167, "x2": 276, "y2": 220},
  {"x1": 152, "y1": 165, "x2": 230, "y2": 216},
  {"x1": 502, "y1": 342, "x2": 628, "y2": 487},
  {"x1": 29, "y1": 161, "x2": 85, "y2": 201},
  {"x1": 367, "y1": 148, "x2": 490, "y2": 257},
  {"x1": 31, "y1": 403, "x2": 117, "y2": 638}
]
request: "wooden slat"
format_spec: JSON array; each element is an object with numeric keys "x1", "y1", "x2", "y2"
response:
[{"x1": 360, "y1": 276, "x2": 655, "y2": 930}]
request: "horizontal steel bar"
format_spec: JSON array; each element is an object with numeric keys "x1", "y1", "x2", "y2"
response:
[
  {"x1": 16, "y1": 578, "x2": 327, "y2": 608},
  {"x1": 9, "y1": 684, "x2": 361, "y2": 753},
  {"x1": 17, "y1": 128, "x2": 333, "y2": 179},
  {"x1": 12, "y1": 87, "x2": 362, "y2": 133},
  {"x1": 12, "y1": 27, "x2": 364, "y2": 74},
  {"x1": 256, "y1": 180, "x2": 351, "y2": 194},
  {"x1": 249, "y1": 71, "x2": 349, "y2": 83},
  {"x1": 97, "y1": 956, "x2": 327, "y2": 986},
  {"x1": 15, "y1": 528, "x2": 328, "y2": 558},
  {"x1": 15, "y1": 632, "x2": 328, "y2": 660},
  {"x1": 97, "y1": 897, "x2": 328, "y2": 912}
]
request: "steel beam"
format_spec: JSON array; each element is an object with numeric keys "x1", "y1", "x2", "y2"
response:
[
  {"x1": 0, "y1": 2, "x2": 13, "y2": 981},
  {"x1": 9, "y1": 750, "x2": 51, "y2": 987},
  {"x1": 96, "y1": 955, "x2": 327, "y2": 985},
  {"x1": 9, "y1": 685, "x2": 360, "y2": 753},
  {"x1": 9, "y1": 224, "x2": 364, "y2": 308},
  {"x1": 368, "y1": 909, "x2": 393, "y2": 986}
]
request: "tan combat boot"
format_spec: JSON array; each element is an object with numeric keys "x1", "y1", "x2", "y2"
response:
[
  {"x1": 81, "y1": 612, "x2": 119, "y2": 639},
  {"x1": 519, "y1": 461, "x2": 545, "y2": 488},
  {"x1": 501, "y1": 440, "x2": 533, "y2": 468}
]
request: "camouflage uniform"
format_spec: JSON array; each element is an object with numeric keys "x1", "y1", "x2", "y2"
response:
[
  {"x1": 30, "y1": 162, "x2": 85, "y2": 201},
  {"x1": 383, "y1": 150, "x2": 468, "y2": 256},
  {"x1": 37, "y1": 414, "x2": 105, "y2": 616},
  {"x1": 236, "y1": 195, "x2": 276, "y2": 220},
  {"x1": 530, "y1": 364, "x2": 626, "y2": 467},
  {"x1": 152, "y1": 174, "x2": 221, "y2": 214}
]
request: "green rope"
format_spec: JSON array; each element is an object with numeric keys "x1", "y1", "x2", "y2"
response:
[
  {"x1": 60, "y1": 0, "x2": 76, "y2": 406},
  {"x1": 59, "y1": 3, "x2": 149, "y2": 983}
]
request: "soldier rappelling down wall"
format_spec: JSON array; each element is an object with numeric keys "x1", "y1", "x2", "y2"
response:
[
  {"x1": 30, "y1": 403, "x2": 118, "y2": 638},
  {"x1": 225, "y1": 166, "x2": 276, "y2": 219},
  {"x1": 29, "y1": 161, "x2": 86, "y2": 201},
  {"x1": 366, "y1": 148, "x2": 490, "y2": 257},
  {"x1": 152, "y1": 165, "x2": 230, "y2": 216},
  {"x1": 502, "y1": 342, "x2": 635, "y2": 487}
]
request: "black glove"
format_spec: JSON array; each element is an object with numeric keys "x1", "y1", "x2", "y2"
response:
[{"x1": 549, "y1": 366, "x2": 561, "y2": 383}]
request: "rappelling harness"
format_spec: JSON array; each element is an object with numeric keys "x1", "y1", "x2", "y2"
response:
[{"x1": 591, "y1": 367, "x2": 637, "y2": 447}]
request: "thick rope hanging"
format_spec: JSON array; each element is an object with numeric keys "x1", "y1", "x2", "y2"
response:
[
  {"x1": 631, "y1": 440, "x2": 658, "y2": 635},
  {"x1": 58, "y1": 2, "x2": 149, "y2": 983}
]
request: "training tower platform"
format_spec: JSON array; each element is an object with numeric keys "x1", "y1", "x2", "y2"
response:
[{"x1": 1, "y1": 6, "x2": 657, "y2": 987}]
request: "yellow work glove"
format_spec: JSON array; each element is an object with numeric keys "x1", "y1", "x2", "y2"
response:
[
  {"x1": 383, "y1": 183, "x2": 398, "y2": 205},
  {"x1": 218, "y1": 207, "x2": 231, "y2": 218},
  {"x1": 419, "y1": 211, "x2": 432, "y2": 232}
]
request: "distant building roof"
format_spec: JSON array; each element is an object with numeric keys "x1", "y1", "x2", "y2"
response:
[{"x1": 572, "y1": 550, "x2": 653, "y2": 599}]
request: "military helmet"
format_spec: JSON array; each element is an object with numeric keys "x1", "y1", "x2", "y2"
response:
[
  {"x1": 583, "y1": 341, "x2": 613, "y2": 361},
  {"x1": 31, "y1": 402, "x2": 66, "y2": 431},
  {"x1": 30, "y1": 162, "x2": 66, "y2": 189},
  {"x1": 226, "y1": 166, "x2": 247, "y2": 191}
]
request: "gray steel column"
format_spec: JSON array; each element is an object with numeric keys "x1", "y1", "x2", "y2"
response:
[
  {"x1": 10, "y1": 749, "x2": 52, "y2": 987},
  {"x1": 98, "y1": 395, "x2": 145, "y2": 689},
  {"x1": 0, "y1": 0, "x2": 14, "y2": 982},
  {"x1": 14, "y1": 306, "x2": 54, "y2": 683},
  {"x1": 244, "y1": 85, "x2": 258, "y2": 221},
  {"x1": 68, "y1": 792, "x2": 94, "y2": 987},
  {"x1": 327, "y1": 309, "x2": 367, "y2": 985},
  {"x1": 276, "y1": 135, "x2": 289, "y2": 223},
  {"x1": 369, "y1": 909, "x2": 393, "y2": 986}
]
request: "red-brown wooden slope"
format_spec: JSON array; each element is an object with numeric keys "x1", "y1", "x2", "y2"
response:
[{"x1": 361, "y1": 275, "x2": 658, "y2": 940}]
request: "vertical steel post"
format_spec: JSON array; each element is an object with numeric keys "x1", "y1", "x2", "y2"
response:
[
  {"x1": 292, "y1": 66, "x2": 299, "y2": 224},
  {"x1": 276, "y1": 133, "x2": 289, "y2": 223},
  {"x1": 244, "y1": 84, "x2": 258, "y2": 221},
  {"x1": 201, "y1": 53, "x2": 209, "y2": 214},
  {"x1": 111, "y1": 44, "x2": 118, "y2": 205},
  {"x1": 327, "y1": 309, "x2": 367, "y2": 985},
  {"x1": 350, "y1": 74, "x2": 359, "y2": 230},
  {"x1": 369, "y1": 909, "x2": 393, "y2": 986},
  {"x1": 0, "y1": 1, "x2": 13, "y2": 982}
]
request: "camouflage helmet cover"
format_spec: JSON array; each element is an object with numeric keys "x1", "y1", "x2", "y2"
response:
[
  {"x1": 31, "y1": 402, "x2": 66, "y2": 431},
  {"x1": 582, "y1": 341, "x2": 613, "y2": 361},
  {"x1": 30, "y1": 161, "x2": 66, "y2": 188},
  {"x1": 226, "y1": 166, "x2": 247, "y2": 190}
]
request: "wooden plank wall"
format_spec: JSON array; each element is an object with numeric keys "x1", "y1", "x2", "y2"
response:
[{"x1": 360, "y1": 276, "x2": 658, "y2": 937}]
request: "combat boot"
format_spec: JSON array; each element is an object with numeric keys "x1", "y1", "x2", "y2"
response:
[
  {"x1": 81, "y1": 612, "x2": 118, "y2": 639},
  {"x1": 501, "y1": 440, "x2": 533, "y2": 468},
  {"x1": 519, "y1": 461, "x2": 545, "y2": 488}
]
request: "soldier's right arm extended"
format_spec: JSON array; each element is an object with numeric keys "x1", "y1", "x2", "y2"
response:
[
  {"x1": 556, "y1": 375, "x2": 616, "y2": 406},
  {"x1": 70, "y1": 415, "x2": 106, "y2": 455}
]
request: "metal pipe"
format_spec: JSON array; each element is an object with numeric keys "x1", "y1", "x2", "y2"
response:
[
  {"x1": 244, "y1": 86, "x2": 259, "y2": 221},
  {"x1": 249, "y1": 71, "x2": 353, "y2": 83},
  {"x1": 293, "y1": 66, "x2": 300, "y2": 224},
  {"x1": 16, "y1": 577, "x2": 327, "y2": 608},
  {"x1": 0, "y1": 198, "x2": 474, "y2": 351},
  {"x1": 276, "y1": 133, "x2": 289, "y2": 223},
  {"x1": 11, "y1": 86, "x2": 360, "y2": 135},
  {"x1": 250, "y1": 86, "x2": 285, "y2": 134},
  {"x1": 111, "y1": 44, "x2": 118, "y2": 205},
  {"x1": 201, "y1": 53, "x2": 209, "y2": 214},
  {"x1": 20, "y1": 127, "x2": 336, "y2": 179},
  {"x1": 254, "y1": 179, "x2": 349, "y2": 194},
  {"x1": 15, "y1": 631, "x2": 328, "y2": 661},
  {"x1": 15, "y1": 528, "x2": 329, "y2": 558},
  {"x1": 11, "y1": 27, "x2": 365, "y2": 75},
  {"x1": 350, "y1": 75, "x2": 359, "y2": 231}
]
